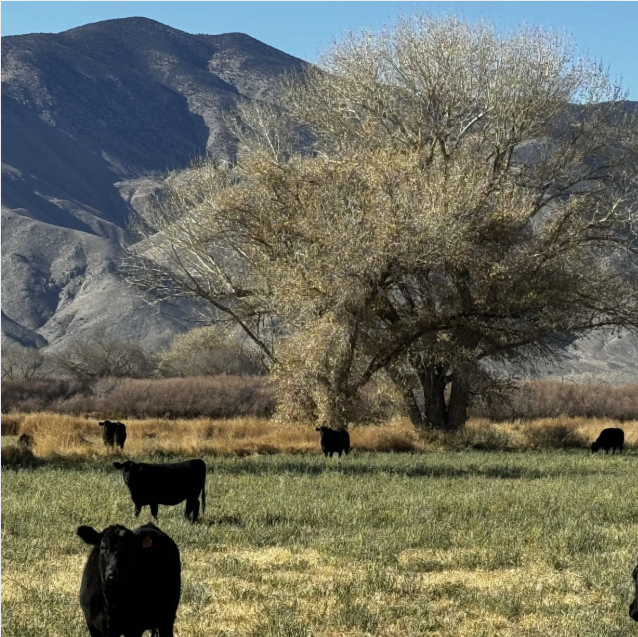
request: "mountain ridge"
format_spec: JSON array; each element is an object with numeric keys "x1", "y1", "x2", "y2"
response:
[{"x1": 2, "y1": 17, "x2": 305, "y2": 352}]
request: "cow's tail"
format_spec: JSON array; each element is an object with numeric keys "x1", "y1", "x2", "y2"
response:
[{"x1": 201, "y1": 468, "x2": 206, "y2": 513}]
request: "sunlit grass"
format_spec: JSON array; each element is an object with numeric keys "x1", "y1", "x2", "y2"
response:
[
  {"x1": 3, "y1": 450, "x2": 638, "y2": 636},
  {"x1": 3, "y1": 412, "x2": 638, "y2": 459}
]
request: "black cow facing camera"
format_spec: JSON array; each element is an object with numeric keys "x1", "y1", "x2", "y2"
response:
[
  {"x1": 315, "y1": 426, "x2": 351, "y2": 458},
  {"x1": 591, "y1": 427, "x2": 624, "y2": 455},
  {"x1": 113, "y1": 459, "x2": 207, "y2": 522},
  {"x1": 630, "y1": 561, "x2": 638, "y2": 621},
  {"x1": 77, "y1": 522, "x2": 181, "y2": 637},
  {"x1": 99, "y1": 420, "x2": 127, "y2": 451}
]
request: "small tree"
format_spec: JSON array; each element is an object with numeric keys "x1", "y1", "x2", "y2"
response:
[
  {"x1": 51, "y1": 336, "x2": 156, "y2": 379},
  {"x1": 1, "y1": 343, "x2": 48, "y2": 380},
  {"x1": 158, "y1": 325, "x2": 266, "y2": 377}
]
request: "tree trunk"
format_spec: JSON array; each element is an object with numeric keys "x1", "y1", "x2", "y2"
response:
[
  {"x1": 416, "y1": 362, "x2": 448, "y2": 430},
  {"x1": 316, "y1": 384, "x2": 348, "y2": 428},
  {"x1": 403, "y1": 389, "x2": 424, "y2": 428},
  {"x1": 446, "y1": 363, "x2": 473, "y2": 431},
  {"x1": 386, "y1": 364, "x2": 424, "y2": 427}
]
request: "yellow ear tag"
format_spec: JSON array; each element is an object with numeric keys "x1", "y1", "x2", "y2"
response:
[{"x1": 142, "y1": 536, "x2": 153, "y2": 548}]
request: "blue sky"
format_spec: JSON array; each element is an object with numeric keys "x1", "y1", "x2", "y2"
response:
[{"x1": 2, "y1": 2, "x2": 637, "y2": 98}]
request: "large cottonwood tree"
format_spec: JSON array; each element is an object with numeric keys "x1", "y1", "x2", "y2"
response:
[{"x1": 125, "y1": 16, "x2": 638, "y2": 429}]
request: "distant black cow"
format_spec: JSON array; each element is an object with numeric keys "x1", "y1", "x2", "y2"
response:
[
  {"x1": 591, "y1": 427, "x2": 624, "y2": 455},
  {"x1": 17, "y1": 433, "x2": 33, "y2": 449},
  {"x1": 630, "y1": 560, "x2": 638, "y2": 621},
  {"x1": 315, "y1": 426, "x2": 351, "y2": 458},
  {"x1": 99, "y1": 420, "x2": 127, "y2": 450},
  {"x1": 77, "y1": 522, "x2": 180, "y2": 637},
  {"x1": 113, "y1": 459, "x2": 207, "y2": 522}
]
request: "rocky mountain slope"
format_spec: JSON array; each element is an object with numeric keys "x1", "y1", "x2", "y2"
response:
[
  {"x1": 2, "y1": 18, "x2": 637, "y2": 382},
  {"x1": 1, "y1": 17, "x2": 304, "y2": 351}
]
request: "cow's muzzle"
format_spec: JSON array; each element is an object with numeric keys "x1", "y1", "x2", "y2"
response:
[{"x1": 104, "y1": 567, "x2": 122, "y2": 583}]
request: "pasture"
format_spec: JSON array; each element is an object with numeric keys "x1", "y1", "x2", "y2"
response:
[{"x1": 3, "y1": 445, "x2": 638, "y2": 636}]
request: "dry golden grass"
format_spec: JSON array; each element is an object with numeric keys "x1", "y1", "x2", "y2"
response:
[
  {"x1": 0, "y1": 412, "x2": 25, "y2": 435},
  {"x1": 16, "y1": 412, "x2": 319, "y2": 458},
  {"x1": 7, "y1": 411, "x2": 638, "y2": 460}
]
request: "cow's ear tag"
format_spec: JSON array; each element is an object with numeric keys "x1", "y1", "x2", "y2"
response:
[{"x1": 142, "y1": 536, "x2": 153, "y2": 548}]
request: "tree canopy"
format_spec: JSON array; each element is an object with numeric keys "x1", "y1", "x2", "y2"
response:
[{"x1": 125, "y1": 15, "x2": 638, "y2": 429}]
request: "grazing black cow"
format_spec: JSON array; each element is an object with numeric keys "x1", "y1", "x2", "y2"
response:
[
  {"x1": 77, "y1": 522, "x2": 180, "y2": 637},
  {"x1": 17, "y1": 433, "x2": 33, "y2": 449},
  {"x1": 591, "y1": 427, "x2": 624, "y2": 455},
  {"x1": 630, "y1": 560, "x2": 638, "y2": 621},
  {"x1": 315, "y1": 426, "x2": 351, "y2": 458},
  {"x1": 113, "y1": 460, "x2": 207, "y2": 522},
  {"x1": 99, "y1": 420, "x2": 127, "y2": 451}
]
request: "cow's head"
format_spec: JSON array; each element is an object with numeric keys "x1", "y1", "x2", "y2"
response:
[
  {"x1": 591, "y1": 440, "x2": 600, "y2": 454},
  {"x1": 315, "y1": 426, "x2": 331, "y2": 434},
  {"x1": 77, "y1": 524, "x2": 151, "y2": 589},
  {"x1": 113, "y1": 460, "x2": 143, "y2": 486},
  {"x1": 630, "y1": 562, "x2": 638, "y2": 621},
  {"x1": 99, "y1": 420, "x2": 117, "y2": 443}
]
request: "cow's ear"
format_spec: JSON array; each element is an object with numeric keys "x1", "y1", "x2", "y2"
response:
[
  {"x1": 77, "y1": 526, "x2": 102, "y2": 545},
  {"x1": 113, "y1": 462, "x2": 124, "y2": 470},
  {"x1": 98, "y1": 422, "x2": 105, "y2": 427}
]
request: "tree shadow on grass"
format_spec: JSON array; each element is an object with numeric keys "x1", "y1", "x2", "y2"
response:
[
  {"x1": 204, "y1": 513, "x2": 244, "y2": 527},
  {"x1": 3, "y1": 448, "x2": 630, "y2": 482},
  {"x1": 1, "y1": 449, "x2": 116, "y2": 473},
  {"x1": 211, "y1": 454, "x2": 624, "y2": 481}
]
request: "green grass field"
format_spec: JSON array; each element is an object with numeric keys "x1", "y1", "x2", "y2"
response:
[{"x1": 2, "y1": 450, "x2": 638, "y2": 636}]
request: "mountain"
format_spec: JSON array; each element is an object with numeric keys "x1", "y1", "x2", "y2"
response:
[
  {"x1": 1, "y1": 17, "x2": 305, "y2": 351},
  {"x1": 2, "y1": 18, "x2": 637, "y2": 383}
]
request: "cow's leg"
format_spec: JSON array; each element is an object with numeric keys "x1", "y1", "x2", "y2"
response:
[
  {"x1": 150, "y1": 502, "x2": 159, "y2": 519},
  {"x1": 156, "y1": 620, "x2": 175, "y2": 637},
  {"x1": 188, "y1": 497, "x2": 200, "y2": 522},
  {"x1": 338, "y1": 450, "x2": 343, "y2": 458},
  {"x1": 185, "y1": 498, "x2": 200, "y2": 521},
  {"x1": 184, "y1": 498, "x2": 199, "y2": 522}
]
